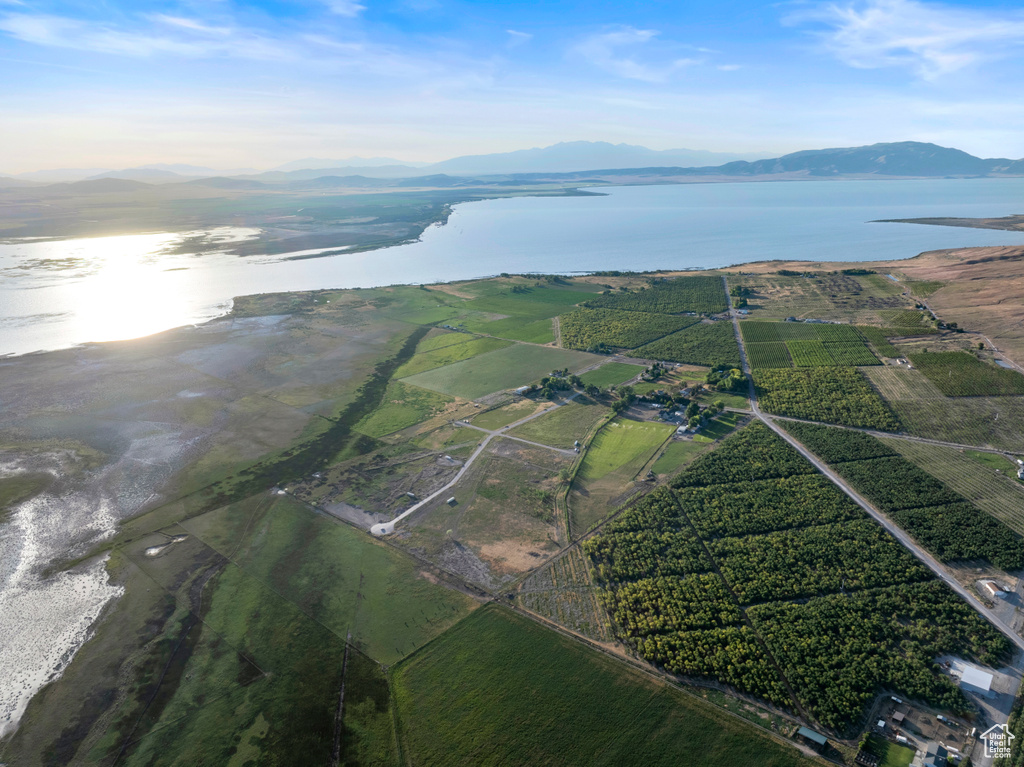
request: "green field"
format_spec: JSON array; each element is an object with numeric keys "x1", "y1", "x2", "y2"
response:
[
  {"x1": 508, "y1": 398, "x2": 609, "y2": 449},
  {"x1": 401, "y1": 344, "x2": 599, "y2": 399},
  {"x1": 692, "y1": 411, "x2": 744, "y2": 443},
  {"x1": 578, "y1": 362, "x2": 645, "y2": 388},
  {"x1": 394, "y1": 335, "x2": 513, "y2": 377},
  {"x1": 865, "y1": 734, "x2": 915, "y2": 767},
  {"x1": 651, "y1": 439, "x2": 708, "y2": 475},
  {"x1": 392, "y1": 605, "x2": 814, "y2": 767},
  {"x1": 577, "y1": 417, "x2": 674, "y2": 482},
  {"x1": 355, "y1": 380, "x2": 455, "y2": 437},
  {"x1": 187, "y1": 494, "x2": 478, "y2": 663},
  {"x1": 569, "y1": 416, "x2": 674, "y2": 533}
]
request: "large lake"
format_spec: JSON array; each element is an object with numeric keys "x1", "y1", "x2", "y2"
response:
[{"x1": 2, "y1": 178, "x2": 1023, "y2": 356}]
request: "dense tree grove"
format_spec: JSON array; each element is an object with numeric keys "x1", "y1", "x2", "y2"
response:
[
  {"x1": 584, "y1": 422, "x2": 1014, "y2": 732},
  {"x1": 710, "y1": 520, "x2": 932, "y2": 604},
  {"x1": 639, "y1": 627, "x2": 792, "y2": 706},
  {"x1": 754, "y1": 367, "x2": 901, "y2": 430},
  {"x1": 672, "y1": 422, "x2": 816, "y2": 487},
  {"x1": 583, "y1": 276, "x2": 729, "y2": 315},
  {"x1": 784, "y1": 421, "x2": 1024, "y2": 571},
  {"x1": 780, "y1": 421, "x2": 898, "y2": 463},
  {"x1": 677, "y1": 475, "x2": 864, "y2": 539},
  {"x1": 836, "y1": 457, "x2": 962, "y2": 510},
  {"x1": 634, "y1": 322, "x2": 742, "y2": 369},
  {"x1": 749, "y1": 583, "x2": 1011, "y2": 730},
  {"x1": 560, "y1": 308, "x2": 697, "y2": 351}
]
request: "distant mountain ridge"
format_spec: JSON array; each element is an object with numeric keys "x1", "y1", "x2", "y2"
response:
[
  {"x1": 705, "y1": 142, "x2": 1024, "y2": 177},
  {"x1": 8, "y1": 141, "x2": 1024, "y2": 194}
]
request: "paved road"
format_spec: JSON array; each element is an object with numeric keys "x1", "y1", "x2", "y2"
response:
[
  {"x1": 725, "y1": 286, "x2": 1024, "y2": 654},
  {"x1": 371, "y1": 393, "x2": 582, "y2": 535}
]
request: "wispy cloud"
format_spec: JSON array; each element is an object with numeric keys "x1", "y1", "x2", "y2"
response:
[
  {"x1": 788, "y1": 0, "x2": 1024, "y2": 80},
  {"x1": 0, "y1": 12, "x2": 288, "y2": 59},
  {"x1": 571, "y1": 27, "x2": 701, "y2": 82},
  {"x1": 323, "y1": 0, "x2": 366, "y2": 17},
  {"x1": 149, "y1": 14, "x2": 232, "y2": 36},
  {"x1": 506, "y1": 29, "x2": 532, "y2": 48}
]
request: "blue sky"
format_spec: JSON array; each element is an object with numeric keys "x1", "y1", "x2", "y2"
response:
[{"x1": 2, "y1": 0, "x2": 1023, "y2": 172}]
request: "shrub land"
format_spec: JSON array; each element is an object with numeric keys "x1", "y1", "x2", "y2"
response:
[
  {"x1": 584, "y1": 275, "x2": 729, "y2": 315},
  {"x1": 634, "y1": 321, "x2": 742, "y2": 368},
  {"x1": 583, "y1": 422, "x2": 1011, "y2": 731},
  {"x1": 782, "y1": 421, "x2": 1024, "y2": 570},
  {"x1": 560, "y1": 308, "x2": 697, "y2": 351},
  {"x1": 392, "y1": 605, "x2": 815, "y2": 767},
  {"x1": 908, "y1": 351, "x2": 1024, "y2": 397},
  {"x1": 754, "y1": 367, "x2": 901, "y2": 430}
]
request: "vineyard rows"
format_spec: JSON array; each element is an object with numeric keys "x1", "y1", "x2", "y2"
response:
[{"x1": 909, "y1": 351, "x2": 1024, "y2": 397}]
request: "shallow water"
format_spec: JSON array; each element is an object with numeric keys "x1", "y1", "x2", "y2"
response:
[{"x1": 2, "y1": 179, "x2": 1024, "y2": 356}]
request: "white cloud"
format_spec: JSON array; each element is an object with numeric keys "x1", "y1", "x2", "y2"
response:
[
  {"x1": 323, "y1": 0, "x2": 366, "y2": 17},
  {"x1": 788, "y1": 0, "x2": 1024, "y2": 80},
  {"x1": 718, "y1": 64, "x2": 741, "y2": 71},
  {"x1": 571, "y1": 27, "x2": 701, "y2": 82}
]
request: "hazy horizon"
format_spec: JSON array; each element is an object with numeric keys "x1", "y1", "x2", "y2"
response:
[{"x1": 3, "y1": 0, "x2": 1024, "y2": 174}]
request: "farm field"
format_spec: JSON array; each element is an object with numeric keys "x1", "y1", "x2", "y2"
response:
[
  {"x1": 746, "y1": 341, "x2": 792, "y2": 369},
  {"x1": 471, "y1": 398, "x2": 553, "y2": 430},
  {"x1": 864, "y1": 366, "x2": 1024, "y2": 449},
  {"x1": 578, "y1": 361, "x2": 645, "y2": 388},
  {"x1": 560, "y1": 308, "x2": 696, "y2": 350},
  {"x1": 651, "y1": 438, "x2": 710, "y2": 476},
  {"x1": 393, "y1": 335, "x2": 512, "y2": 377},
  {"x1": 569, "y1": 416, "x2": 674, "y2": 534},
  {"x1": 880, "y1": 438, "x2": 1024, "y2": 536},
  {"x1": 728, "y1": 272, "x2": 911, "y2": 323},
  {"x1": 786, "y1": 339, "x2": 834, "y2": 367},
  {"x1": 582, "y1": 422, "x2": 1012, "y2": 732},
  {"x1": 634, "y1": 321, "x2": 741, "y2": 368},
  {"x1": 755, "y1": 367, "x2": 901, "y2": 430},
  {"x1": 692, "y1": 411, "x2": 744, "y2": 442},
  {"x1": 354, "y1": 380, "x2": 456, "y2": 437},
  {"x1": 517, "y1": 546, "x2": 612, "y2": 641},
  {"x1": 392, "y1": 605, "x2": 815, "y2": 767},
  {"x1": 856, "y1": 325, "x2": 901, "y2": 356},
  {"x1": 401, "y1": 343, "x2": 599, "y2": 399},
  {"x1": 908, "y1": 351, "x2": 1024, "y2": 396},
  {"x1": 398, "y1": 439, "x2": 571, "y2": 588},
  {"x1": 584, "y1": 275, "x2": 729, "y2": 315},
  {"x1": 782, "y1": 421, "x2": 1024, "y2": 570},
  {"x1": 507, "y1": 397, "x2": 609, "y2": 449}
]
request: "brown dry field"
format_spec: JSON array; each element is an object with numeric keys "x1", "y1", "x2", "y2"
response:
[{"x1": 722, "y1": 245, "x2": 1024, "y2": 365}]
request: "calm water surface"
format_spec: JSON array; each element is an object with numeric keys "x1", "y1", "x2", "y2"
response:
[{"x1": 1, "y1": 179, "x2": 1023, "y2": 355}]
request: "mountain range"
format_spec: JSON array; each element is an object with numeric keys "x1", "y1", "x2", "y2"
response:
[{"x1": 2, "y1": 141, "x2": 1023, "y2": 191}]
